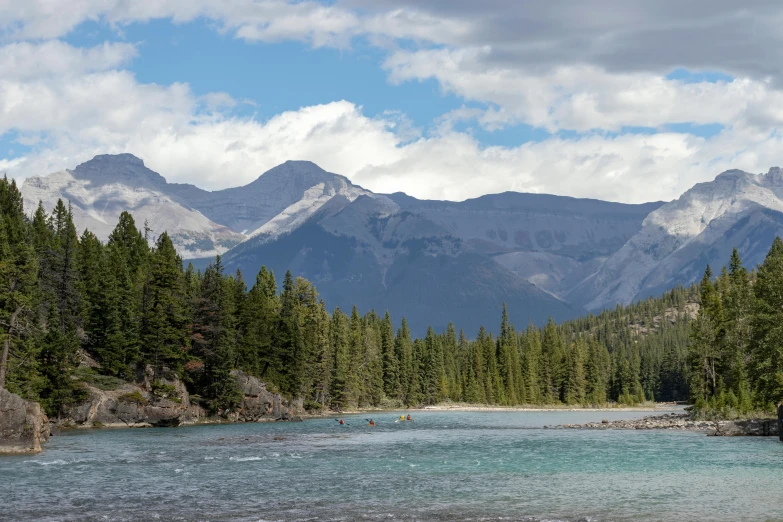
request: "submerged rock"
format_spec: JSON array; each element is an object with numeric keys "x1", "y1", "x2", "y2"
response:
[{"x1": 0, "y1": 388, "x2": 50, "y2": 454}]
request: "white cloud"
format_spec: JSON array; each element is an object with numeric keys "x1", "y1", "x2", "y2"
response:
[
  {"x1": 0, "y1": 40, "x2": 137, "y2": 80},
  {"x1": 3, "y1": 6, "x2": 783, "y2": 206},
  {"x1": 0, "y1": 1, "x2": 362, "y2": 47},
  {"x1": 384, "y1": 48, "x2": 783, "y2": 133},
  {"x1": 2, "y1": 42, "x2": 782, "y2": 205}
]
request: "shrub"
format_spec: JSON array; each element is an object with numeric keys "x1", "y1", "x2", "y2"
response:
[
  {"x1": 118, "y1": 391, "x2": 149, "y2": 406},
  {"x1": 151, "y1": 381, "x2": 181, "y2": 403},
  {"x1": 303, "y1": 400, "x2": 323, "y2": 412},
  {"x1": 74, "y1": 367, "x2": 125, "y2": 391}
]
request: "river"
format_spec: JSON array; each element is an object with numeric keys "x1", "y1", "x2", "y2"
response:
[{"x1": 2, "y1": 409, "x2": 782, "y2": 521}]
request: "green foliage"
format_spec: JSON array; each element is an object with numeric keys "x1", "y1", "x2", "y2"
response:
[
  {"x1": 118, "y1": 391, "x2": 149, "y2": 406},
  {"x1": 151, "y1": 381, "x2": 181, "y2": 402},
  {"x1": 74, "y1": 367, "x2": 125, "y2": 391},
  {"x1": 2, "y1": 181, "x2": 782, "y2": 417}
]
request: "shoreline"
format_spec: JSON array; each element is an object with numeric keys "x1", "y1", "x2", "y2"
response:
[
  {"x1": 549, "y1": 412, "x2": 780, "y2": 436},
  {"x1": 330, "y1": 402, "x2": 682, "y2": 415}
]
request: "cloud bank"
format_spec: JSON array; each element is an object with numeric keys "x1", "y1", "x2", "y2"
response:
[{"x1": 2, "y1": 1, "x2": 783, "y2": 203}]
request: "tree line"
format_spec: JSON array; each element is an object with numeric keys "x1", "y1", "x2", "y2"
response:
[
  {"x1": 1, "y1": 176, "x2": 779, "y2": 417},
  {"x1": 688, "y1": 243, "x2": 783, "y2": 416}
]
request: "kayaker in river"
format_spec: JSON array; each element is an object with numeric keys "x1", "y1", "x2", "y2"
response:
[
  {"x1": 407, "y1": 414, "x2": 413, "y2": 421},
  {"x1": 368, "y1": 419, "x2": 376, "y2": 427}
]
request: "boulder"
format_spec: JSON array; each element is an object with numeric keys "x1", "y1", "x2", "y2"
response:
[
  {"x1": 232, "y1": 370, "x2": 303, "y2": 421},
  {"x1": 0, "y1": 388, "x2": 50, "y2": 454},
  {"x1": 60, "y1": 371, "x2": 204, "y2": 429},
  {"x1": 713, "y1": 418, "x2": 779, "y2": 437}
]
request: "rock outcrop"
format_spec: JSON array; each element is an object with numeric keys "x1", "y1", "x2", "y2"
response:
[
  {"x1": 61, "y1": 366, "x2": 204, "y2": 428},
  {"x1": 0, "y1": 388, "x2": 50, "y2": 454},
  {"x1": 58, "y1": 365, "x2": 304, "y2": 429},
  {"x1": 231, "y1": 370, "x2": 303, "y2": 422}
]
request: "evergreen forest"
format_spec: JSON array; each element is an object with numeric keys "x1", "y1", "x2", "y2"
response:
[{"x1": 0, "y1": 177, "x2": 780, "y2": 418}]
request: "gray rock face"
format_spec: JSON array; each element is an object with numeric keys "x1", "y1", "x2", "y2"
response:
[
  {"x1": 62, "y1": 370, "x2": 203, "y2": 429},
  {"x1": 0, "y1": 388, "x2": 49, "y2": 454},
  {"x1": 231, "y1": 371, "x2": 302, "y2": 422},
  {"x1": 58, "y1": 366, "x2": 303, "y2": 429},
  {"x1": 21, "y1": 154, "x2": 244, "y2": 259},
  {"x1": 223, "y1": 195, "x2": 578, "y2": 336},
  {"x1": 569, "y1": 167, "x2": 783, "y2": 310}
]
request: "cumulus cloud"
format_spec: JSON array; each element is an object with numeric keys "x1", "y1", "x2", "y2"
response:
[
  {"x1": 0, "y1": 40, "x2": 137, "y2": 80},
  {"x1": 0, "y1": 0, "x2": 361, "y2": 47},
  {"x1": 2, "y1": 42, "x2": 781, "y2": 205},
  {"x1": 384, "y1": 48, "x2": 783, "y2": 132},
  {"x1": 3, "y1": 3, "x2": 783, "y2": 205}
]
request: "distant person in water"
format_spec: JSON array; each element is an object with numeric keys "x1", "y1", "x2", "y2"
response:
[
  {"x1": 339, "y1": 419, "x2": 344, "y2": 425},
  {"x1": 407, "y1": 414, "x2": 412, "y2": 421},
  {"x1": 368, "y1": 419, "x2": 376, "y2": 427}
]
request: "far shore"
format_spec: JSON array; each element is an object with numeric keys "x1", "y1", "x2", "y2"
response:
[{"x1": 330, "y1": 402, "x2": 684, "y2": 415}]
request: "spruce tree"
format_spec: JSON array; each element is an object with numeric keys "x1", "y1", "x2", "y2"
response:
[
  {"x1": 141, "y1": 232, "x2": 188, "y2": 378},
  {"x1": 0, "y1": 178, "x2": 40, "y2": 394},
  {"x1": 751, "y1": 237, "x2": 783, "y2": 409},
  {"x1": 381, "y1": 311, "x2": 400, "y2": 399}
]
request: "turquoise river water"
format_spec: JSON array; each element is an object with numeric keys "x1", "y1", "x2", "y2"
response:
[{"x1": 1, "y1": 410, "x2": 783, "y2": 521}]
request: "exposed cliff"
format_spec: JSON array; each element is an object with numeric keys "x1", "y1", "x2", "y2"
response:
[
  {"x1": 59, "y1": 364, "x2": 302, "y2": 429},
  {"x1": 0, "y1": 388, "x2": 50, "y2": 454}
]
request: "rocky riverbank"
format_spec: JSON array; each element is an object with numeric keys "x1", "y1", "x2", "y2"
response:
[
  {"x1": 548, "y1": 412, "x2": 780, "y2": 436},
  {"x1": 55, "y1": 364, "x2": 304, "y2": 431},
  {"x1": 0, "y1": 388, "x2": 50, "y2": 454}
]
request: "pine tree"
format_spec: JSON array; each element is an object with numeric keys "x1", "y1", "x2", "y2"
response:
[
  {"x1": 395, "y1": 318, "x2": 414, "y2": 404},
  {"x1": 141, "y1": 232, "x2": 188, "y2": 378},
  {"x1": 522, "y1": 324, "x2": 541, "y2": 404},
  {"x1": 276, "y1": 271, "x2": 305, "y2": 396},
  {"x1": 750, "y1": 237, "x2": 783, "y2": 409},
  {"x1": 497, "y1": 304, "x2": 521, "y2": 404},
  {"x1": 191, "y1": 256, "x2": 241, "y2": 413},
  {"x1": 540, "y1": 318, "x2": 564, "y2": 404},
  {"x1": 423, "y1": 326, "x2": 445, "y2": 404},
  {"x1": 0, "y1": 178, "x2": 40, "y2": 395},
  {"x1": 563, "y1": 339, "x2": 587, "y2": 405},
  {"x1": 689, "y1": 266, "x2": 723, "y2": 403},
  {"x1": 329, "y1": 308, "x2": 351, "y2": 408},
  {"x1": 585, "y1": 340, "x2": 608, "y2": 405},
  {"x1": 381, "y1": 311, "x2": 400, "y2": 399}
]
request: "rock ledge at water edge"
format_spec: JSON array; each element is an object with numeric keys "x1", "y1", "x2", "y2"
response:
[
  {"x1": 551, "y1": 413, "x2": 779, "y2": 436},
  {"x1": 0, "y1": 388, "x2": 50, "y2": 454}
]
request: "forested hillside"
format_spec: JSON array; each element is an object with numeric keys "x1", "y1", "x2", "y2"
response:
[{"x1": 1, "y1": 176, "x2": 780, "y2": 417}]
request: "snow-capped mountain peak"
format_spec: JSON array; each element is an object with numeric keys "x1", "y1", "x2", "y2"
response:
[{"x1": 567, "y1": 167, "x2": 783, "y2": 310}]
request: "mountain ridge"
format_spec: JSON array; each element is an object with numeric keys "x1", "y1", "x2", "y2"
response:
[
  {"x1": 567, "y1": 166, "x2": 783, "y2": 310},
  {"x1": 24, "y1": 153, "x2": 783, "y2": 332}
]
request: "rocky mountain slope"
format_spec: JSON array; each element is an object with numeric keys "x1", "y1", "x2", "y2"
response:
[
  {"x1": 21, "y1": 155, "x2": 375, "y2": 259},
  {"x1": 22, "y1": 154, "x2": 244, "y2": 258},
  {"x1": 568, "y1": 168, "x2": 783, "y2": 310},
  {"x1": 388, "y1": 192, "x2": 662, "y2": 294},
  {"x1": 223, "y1": 194, "x2": 578, "y2": 335},
  {"x1": 28, "y1": 154, "x2": 782, "y2": 329}
]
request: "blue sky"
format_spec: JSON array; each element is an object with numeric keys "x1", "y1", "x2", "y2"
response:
[
  {"x1": 64, "y1": 18, "x2": 567, "y2": 148},
  {"x1": 1, "y1": 1, "x2": 782, "y2": 203}
]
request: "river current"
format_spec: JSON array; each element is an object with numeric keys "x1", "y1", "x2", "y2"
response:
[{"x1": 1, "y1": 410, "x2": 782, "y2": 521}]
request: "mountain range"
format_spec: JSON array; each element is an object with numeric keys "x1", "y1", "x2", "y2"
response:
[{"x1": 21, "y1": 153, "x2": 783, "y2": 334}]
